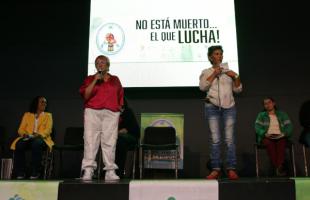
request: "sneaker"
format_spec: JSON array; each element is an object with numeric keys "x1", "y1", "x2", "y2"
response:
[
  {"x1": 227, "y1": 170, "x2": 239, "y2": 180},
  {"x1": 30, "y1": 173, "x2": 41, "y2": 180},
  {"x1": 105, "y1": 170, "x2": 120, "y2": 181},
  {"x1": 206, "y1": 170, "x2": 221, "y2": 179},
  {"x1": 82, "y1": 169, "x2": 94, "y2": 181}
]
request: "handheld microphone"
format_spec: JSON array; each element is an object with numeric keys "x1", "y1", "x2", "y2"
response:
[
  {"x1": 97, "y1": 70, "x2": 104, "y2": 83},
  {"x1": 99, "y1": 69, "x2": 108, "y2": 75}
]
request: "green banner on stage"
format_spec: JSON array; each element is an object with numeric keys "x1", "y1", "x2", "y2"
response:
[
  {"x1": 0, "y1": 181, "x2": 59, "y2": 200},
  {"x1": 292, "y1": 177, "x2": 310, "y2": 200},
  {"x1": 140, "y1": 113, "x2": 184, "y2": 169},
  {"x1": 129, "y1": 180, "x2": 218, "y2": 200}
]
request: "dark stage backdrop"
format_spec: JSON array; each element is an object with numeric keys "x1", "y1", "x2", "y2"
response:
[{"x1": 1, "y1": 1, "x2": 310, "y2": 178}]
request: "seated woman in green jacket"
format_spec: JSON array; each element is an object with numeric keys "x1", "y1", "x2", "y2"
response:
[
  {"x1": 10, "y1": 96, "x2": 54, "y2": 179},
  {"x1": 254, "y1": 97, "x2": 293, "y2": 176}
]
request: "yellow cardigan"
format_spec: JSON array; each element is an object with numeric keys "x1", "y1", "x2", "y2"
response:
[{"x1": 10, "y1": 112, "x2": 54, "y2": 151}]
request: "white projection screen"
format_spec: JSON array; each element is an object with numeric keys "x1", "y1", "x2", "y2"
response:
[{"x1": 87, "y1": 0, "x2": 239, "y2": 87}]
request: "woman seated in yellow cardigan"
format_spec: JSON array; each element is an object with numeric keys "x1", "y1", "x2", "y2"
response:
[{"x1": 10, "y1": 96, "x2": 54, "y2": 179}]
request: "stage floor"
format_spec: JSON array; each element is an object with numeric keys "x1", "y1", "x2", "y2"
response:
[{"x1": 0, "y1": 177, "x2": 309, "y2": 200}]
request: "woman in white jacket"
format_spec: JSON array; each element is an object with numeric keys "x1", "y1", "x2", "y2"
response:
[{"x1": 199, "y1": 45, "x2": 242, "y2": 180}]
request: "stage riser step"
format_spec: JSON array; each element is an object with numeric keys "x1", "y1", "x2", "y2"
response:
[
  {"x1": 58, "y1": 181, "x2": 129, "y2": 200},
  {"x1": 0, "y1": 178, "x2": 305, "y2": 200},
  {"x1": 219, "y1": 179, "x2": 295, "y2": 200}
]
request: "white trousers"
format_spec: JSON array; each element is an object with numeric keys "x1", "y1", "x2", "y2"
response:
[{"x1": 81, "y1": 108, "x2": 120, "y2": 171}]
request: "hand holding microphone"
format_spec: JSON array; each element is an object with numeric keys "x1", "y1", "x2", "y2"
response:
[
  {"x1": 96, "y1": 69, "x2": 108, "y2": 83},
  {"x1": 213, "y1": 67, "x2": 222, "y2": 78},
  {"x1": 96, "y1": 71, "x2": 104, "y2": 83}
]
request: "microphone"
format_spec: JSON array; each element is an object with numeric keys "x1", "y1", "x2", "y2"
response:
[
  {"x1": 97, "y1": 68, "x2": 109, "y2": 82},
  {"x1": 216, "y1": 70, "x2": 221, "y2": 79},
  {"x1": 97, "y1": 70, "x2": 104, "y2": 83},
  {"x1": 99, "y1": 69, "x2": 108, "y2": 75}
]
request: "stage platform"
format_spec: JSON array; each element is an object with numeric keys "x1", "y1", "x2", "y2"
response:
[
  {"x1": 0, "y1": 178, "x2": 309, "y2": 200},
  {"x1": 58, "y1": 179, "x2": 129, "y2": 200}
]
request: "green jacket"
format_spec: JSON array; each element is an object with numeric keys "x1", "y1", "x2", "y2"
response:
[{"x1": 255, "y1": 110, "x2": 293, "y2": 144}]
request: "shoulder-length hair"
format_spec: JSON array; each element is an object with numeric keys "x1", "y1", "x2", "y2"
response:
[{"x1": 28, "y1": 96, "x2": 48, "y2": 113}]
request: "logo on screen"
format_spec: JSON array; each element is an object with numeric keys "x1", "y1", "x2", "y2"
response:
[
  {"x1": 96, "y1": 23, "x2": 125, "y2": 55},
  {"x1": 150, "y1": 119, "x2": 174, "y2": 127}
]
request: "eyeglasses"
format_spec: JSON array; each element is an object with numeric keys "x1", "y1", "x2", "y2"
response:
[{"x1": 95, "y1": 60, "x2": 108, "y2": 65}]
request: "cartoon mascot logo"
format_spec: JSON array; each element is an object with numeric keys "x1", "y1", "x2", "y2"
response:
[{"x1": 96, "y1": 23, "x2": 125, "y2": 55}]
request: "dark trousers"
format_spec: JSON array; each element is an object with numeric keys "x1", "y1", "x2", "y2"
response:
[
  {"x1": 115, "y1": 133, "x2": 137, "y2": 177},
  {"x1": 262, "y1": 137, "x2": 286, "y2": 168},
  {"x1": 14, "y1": 137, "x2": 46, "y2": 175}
]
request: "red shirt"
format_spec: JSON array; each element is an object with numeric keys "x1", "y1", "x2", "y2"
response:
[{"x1": 79, "y1": 74, "x2": 124, "y2": 112}]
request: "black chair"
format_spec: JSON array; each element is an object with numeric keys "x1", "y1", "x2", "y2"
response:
[
  {"x1": 299, "y1": 100, "x2": 310, "y2": 176},
  {"x1": 139, "y1": 126, "x2": 179, "y2": 179},
  {"x1": 0, "y1": 126, "x2": 5, "y2": 158},
  {"x1": 299, "y1": 126, "x2": 310, "y2": 177},
  {"x1": 254, "y1": 139, "x2": 296, "y2": 177},
  {"x1": 42, "y1": 128, "x2": 56, "y2": 179},
  {"x1": 96, "y1": 143, "x2": 138, "y2": 179},
  {"x1": 124, "y1": 145, "x2": 138, "y2": 179},
  {"x1": 302, "y1": 144, "x2": 309, "y2": 176},
  {"x1": 0, "y1": 126, "x2": 12, "y2": 180},
  {"x1": 52, "y1": 127, "x2": 84, "y2": 178}
]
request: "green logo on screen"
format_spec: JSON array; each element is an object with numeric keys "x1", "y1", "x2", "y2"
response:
[{"x1": 167, "y1": 197, "x2": 176, "y2": 200}]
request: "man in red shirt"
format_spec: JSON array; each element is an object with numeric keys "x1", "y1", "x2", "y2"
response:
[{"x1": 79, "y1": 55, "x2": 124, "y2": 181}]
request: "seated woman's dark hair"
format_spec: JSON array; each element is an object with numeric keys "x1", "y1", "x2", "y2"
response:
[
  {"x1": 262, "y1": 96, "x2": 278, "y2": 111},
  {"x1": 28, "y1": 96, "x2": 48, "y2": 113}
]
